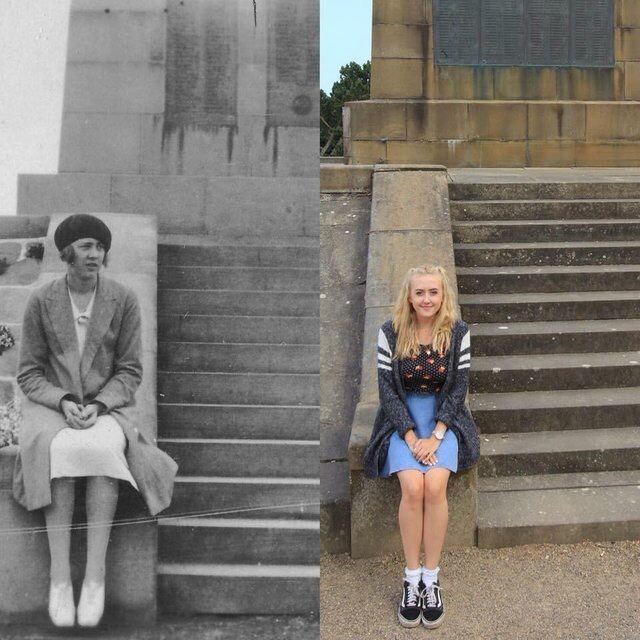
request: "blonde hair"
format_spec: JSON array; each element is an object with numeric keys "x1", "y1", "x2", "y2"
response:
[{"x1": 392, "y1": 265, "x2": 458, "y2": 359}]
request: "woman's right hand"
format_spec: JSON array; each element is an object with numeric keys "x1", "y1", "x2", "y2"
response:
[{"x1": 60, "y1": 399, "x2": 88, "y2": 429}]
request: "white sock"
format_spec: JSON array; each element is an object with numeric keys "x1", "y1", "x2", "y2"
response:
[
  {"x1": 404, "y1": 566, "x2": 422, "y2": 588},
  {"x1": 422, "y1": 566, "x2": 440, "y2": 588}
]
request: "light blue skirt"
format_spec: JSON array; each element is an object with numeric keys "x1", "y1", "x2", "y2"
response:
[{"x1": 381, "y1": 393, "x2": 458, "y2": 477}]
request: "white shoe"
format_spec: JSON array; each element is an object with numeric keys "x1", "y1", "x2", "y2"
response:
[
  {"x1": 48, "y1": 582, "x2": 75, "y2": 627},
  {"x1": 76, "y1": 581, "x2": 105, "y2": 627}
]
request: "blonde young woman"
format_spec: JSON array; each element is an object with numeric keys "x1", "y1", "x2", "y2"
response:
[{"x1": 363, "y1": 265, "x2": 479, "y2": 629}]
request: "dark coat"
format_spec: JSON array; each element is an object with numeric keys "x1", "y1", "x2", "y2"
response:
[
  {"x1": 363, "y1": 318, "x2": 480, "y2": 478},
  {"x1": 13, "y1": 275, "x2": 178, "y2": 515}
]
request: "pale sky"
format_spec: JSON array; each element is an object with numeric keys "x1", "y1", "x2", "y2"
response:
[
  {"x1": 320, "y1": 0, "x2": 371, "y2": 93},
  {"x1": 0, "y1": 0, "x2": 70, "y2": 216}
]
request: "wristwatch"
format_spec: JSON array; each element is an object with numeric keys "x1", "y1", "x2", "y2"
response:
[{"x1": 433, "y1": 429, "x2": 446, "y2": 441}]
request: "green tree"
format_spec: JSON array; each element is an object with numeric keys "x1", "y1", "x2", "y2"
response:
[{"x1": 321, "y1": 60, "x2": 370, "y2": 156}]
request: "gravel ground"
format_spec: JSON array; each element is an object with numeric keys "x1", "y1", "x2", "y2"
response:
[{"x1": 321, "y1": 541, "x2": 640, "y2": 640}]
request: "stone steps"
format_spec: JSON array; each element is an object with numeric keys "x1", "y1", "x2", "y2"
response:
[
  {"x1": 158, "y1": 517, "x2": 319, "y2": 565},
  {"x1": 158, "y1": 371, "x2": 319, "y2": 405},
  {"x1": 156, "y1": 238, "x2": 319, "y2": 615},
  {"x1": 471, "y1": 319, "x2": 640, "y2": 356},
  {"x1": 450, "y1": 199, "x2": 640, "y2": 221},
  {"x1": 471, "y1": 387, "x2": 640, "y2": 433},
  {"x1": 157, "y1": 563, "x2": 319, "y2": 615},
  {"x1": 158, "y1": 265, "x2": 320, "y2": 291},
  {"x1": 471, "y1": 351, "x2": 640, "y2": 393},
  {"x1": 478, "y1": 427, "x2": 640, "y2": 477},
  {"x1": 158, "y1": 438, "x2": 319, "y2": 478},
  {"x1": 158, "y1": 314, "x2": 319, "y2": 344},
  {"x1": 452, "y1": 178, "x2": 640, "y2": 548},
  {"x1": 158, "y1": 403, "x2": 318, "y2": 440},
  {"x1": 458, "y1": 265, "x2": 640, "y2": 294},
  {"x1": 454, "y1": 241, "x2": 640, "y2": 267},
  {"x1": 477, "y1": 471, "x2": 640, "y2": 549},
  {"x1": 449, "y1": 182, "x2": 640, "y2": 201},
  {"x1": 158, "y1": 341, "x2": 319, "y2": 374},
  {"x1": 461, "y1": 290, "x2": 640, "y2": 322},
  {"x1": 453, "y1": 218, "x2": 640, "y2": 243},
  {"x1": 158, "y1": 289, "x2": 319, "y2": 316}
]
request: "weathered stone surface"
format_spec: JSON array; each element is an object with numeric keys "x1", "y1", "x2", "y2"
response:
[
  {"x1": 386, "y1": 140, "x2": 482, "y2": 167},
  {"x1": 621, "y1": 0, "x2": 640, "y2": 27},
  {"x1": 59, "y1": 113, "x2": 142, "y2": 173},
  {"x1": 586, "y1": 103, "x2": 640, "y2": 140},
  {"x1": 528, "y1": 141, "x2": 577, "y2": 167},
  {"x1": 204, "y1": 177, "x2": 319, "y2": 238},
  {"x1": 320, "y1": 166, "x2": 373, "y2": 193},
  {"x1": 349, "y1": 141, "x2": 387, "y2": 165},
  {"x1": 320, "y1": 461, "x2": 351, "y2": 554},
  {"x1": 575, "y1": 142, "x2": 640, "y2": 165},
  {"x1": 406, "y1": 102, "x2": 468, "y2": 141},
  {"x1": 624, "y1": 61, "x2": 640, "y2": 98},
  {"x1": 372, "y1": 24, "x2": 427, "y2": 59},
  {"x1": 527, "y1": 103, "x2": 586, "y2": 141},
  {"x1": 67, "y1": 9, "x2": 166, "y2": 62},
  {"x1": 480, "y1": 142, "x2": 527, "y2": 167},
  {"x1": 494, "y1": 67, "x2": 557, "y2": 100},
  {"x1": 619, "y1": 27, "x2": 640, "y2": 59},
  {"x1": 556, "y1": 67, "x2": 620, "y2": 100},
  {"x1": 63, "y1": 61, "x2": 165, "y2": 113},
  {"x1": 468, "y1": 103, "x2": 527, "y2": 141},
  {"x1": 18, "y1": 174, "x2": 110, "y2": 216},
  {"x1": 373, "y1": 0, "x2": 426, "y2": 25},
  {"x1": 349, "y1": 101, "x2": 407, "y2": 141},
  {"x1": 111, "y1": 175, "x2": 206, "y2": 234},
  {"x1": 371, "y1": 59, "x2": 423, "y2": 99},
  {"x1": 428, "y1": 65, "x2": 494, "y2": 100}
]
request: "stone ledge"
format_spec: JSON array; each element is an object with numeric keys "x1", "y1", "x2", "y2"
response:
[{"x1": 320, "y1": 165, "x2": 374, "y2": 192}]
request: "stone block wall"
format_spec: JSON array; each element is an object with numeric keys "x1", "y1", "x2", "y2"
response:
[
  {"x1": 19, "y1": 0, "x2": 319, "y2": 239},
  {"x1": 345, "y1": 0, "x2": 640, "y2": 167},
  {"x1": 371, "y1": 0, "x2": 640, "y2": 102}
]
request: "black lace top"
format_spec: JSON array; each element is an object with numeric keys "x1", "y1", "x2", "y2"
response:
[{"x1": 400, "y1": 344, "x2": 449, "y2": 394}]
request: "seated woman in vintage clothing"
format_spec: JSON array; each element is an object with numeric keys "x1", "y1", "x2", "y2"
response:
[{"x1": 13, "y1": 214, "x2": 177, "y2": 628}]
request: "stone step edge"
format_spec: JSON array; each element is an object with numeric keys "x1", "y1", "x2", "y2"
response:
[
  {"x1": 159, "y1": 287, "x2": 319, "y2": 294},
  {"x1": 454, "y1": 240, "x2": 640, "y2": 249},
  {"x1": 479, "y1": 470, "x2": 640, "y2": 493},
  {"x1": 453, "y1": 218, "x2": 640, "y2": 227},
  {"x1": 175, "y1": 476, "x2": 320, "y2": 485},
  {"x1": 160, "y1": 438, "x2": 319, "y2": 446},
  {"x1": 159, "y1": 402, "x2": 319, "y2": 409},
  {"x1": 473, "y1": 350, "x2": 640, "y2": 371},
  {"x1": 158, "y1": 516, "x2": 319, "y2": 530},
  {"x1": 461, "y1": 290, "x2": 640, "y2": 303},
  {"x1": 480, "y1": 426, "x2": 640, "y2": 456},
  {"x1": 160, "y1": 265, "x2": 319, "y2": 272},
  {"x1": 451, "y1": 198, "x2": 640, "y2": 205},
  {"x1": 470, "y1": 386, "x2": 640, "y2": 411},
  {"x1": 470, "y1": 318, "x2": 640, "y2": 336},
  {"x1": 158, "y1": 234, "x2": 319, "y2": 248},
  {"x1": 458, "y1": 265, "x2": 640, "y2": 275},
  {"x1": 157, "y1": 564, "x2": 319, "y2": 578},
  {"x1": 159, "y1": 341, "x2": 319, "y2": 348}
]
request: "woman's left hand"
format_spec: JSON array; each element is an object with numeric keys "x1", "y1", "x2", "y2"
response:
[
  {"x1": 79, "y1": 403, "x2": 101, "y2": 428},
  {"x1": 412, "y1": 435, "x2": 440, "y2": 466}
]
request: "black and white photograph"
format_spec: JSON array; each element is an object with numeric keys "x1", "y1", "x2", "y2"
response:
[{"x1": 0, "y1": 1, "x2": 319, "y2": 638}]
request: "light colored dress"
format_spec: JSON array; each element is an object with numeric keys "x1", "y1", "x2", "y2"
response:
[{"x1": 49, "y1": 287, "x2": 138, "y2": 489}]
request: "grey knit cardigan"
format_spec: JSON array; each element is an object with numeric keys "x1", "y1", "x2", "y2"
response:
[{"x1": 362, "y1": 318, "x2": 480, "y2": 478}]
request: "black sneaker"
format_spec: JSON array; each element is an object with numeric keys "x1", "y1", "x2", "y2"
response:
[
  {"x1": 421, "y1": 581, "x2": 445, "y2": 629},
  {"x1": 398, "y1": 580, "x2": 422, "y2": 628}
]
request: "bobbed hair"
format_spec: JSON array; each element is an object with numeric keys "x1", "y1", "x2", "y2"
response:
[
  {"x1": 391, "y1": 264, "x2": 458, "y2": 359},
  {"x1": 59, "y1": 244, "x2": 109, "y2": 268}
]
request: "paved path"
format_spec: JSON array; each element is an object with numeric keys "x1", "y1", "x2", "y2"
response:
[{"x1": 321, "y1": 541, "x2": 639, "y2": 639}]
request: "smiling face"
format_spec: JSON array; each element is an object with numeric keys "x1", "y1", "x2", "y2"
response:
[
  {"x1": 408, "y1": 273, "x2": 443, "y2": 322},
  {"x1": 67, "y1": 237, "x2": 106, "y2": 279}
]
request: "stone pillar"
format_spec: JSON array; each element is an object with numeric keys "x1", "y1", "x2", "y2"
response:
[{"x1": 348, "y1": 165, "x2": 477, "y2": 558}]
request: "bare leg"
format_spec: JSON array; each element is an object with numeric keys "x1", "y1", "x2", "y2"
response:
[
  {"x1": 422, "y1": 468, "x2": 450, "y2": 569},
  {"x1": 44, "y1": 478, "x2": 76, "y2": 584},
  {"x1": 397, "y1": 470, "x2": 425, "y2": 569},
  {"x1": 84, "y1": 476, "x2": 118, "y2": 583}
]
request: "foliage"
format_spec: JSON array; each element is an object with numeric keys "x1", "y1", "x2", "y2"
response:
[
  {"x1": 321, "y1": 60, "x2": 370, "y2": 156},
  {"x1": 0, "y1": 397, "x2": 20, "y2": 447},
  {"x1": 0, "y1": 325, "x2": 15, "y2": 355},
  {"x1": 25, "y1": 242, "x2": 44, "y2": 261}
]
